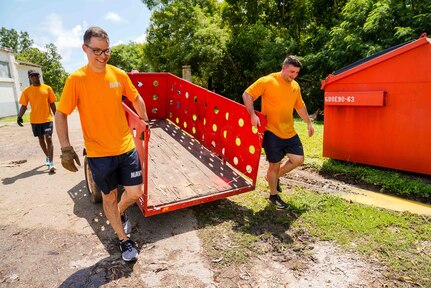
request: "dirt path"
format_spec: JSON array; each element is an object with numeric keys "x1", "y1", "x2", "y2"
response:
[
  {"x1": 0, "y1": 111, "x2": 405, "y2": 287},
  {"x1": 0, "y1": 112, "x2": 212, "y2": 287}
]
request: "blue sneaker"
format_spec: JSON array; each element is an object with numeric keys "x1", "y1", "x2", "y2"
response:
[
  {"x1": 45, "y1": 157, "x2": 50, "y2": 166},
  {"x1": 48, "y1": 162, "x2": 56, "y2": 173}
]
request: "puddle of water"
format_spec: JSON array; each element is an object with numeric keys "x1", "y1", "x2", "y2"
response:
[{"x1": 341, "y1": 187, "x2": 431, "y2": 216}]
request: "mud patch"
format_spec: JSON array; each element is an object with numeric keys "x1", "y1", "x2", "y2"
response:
[{"x1": 248, "y1": 241, "x2": 387, "y2": 288}]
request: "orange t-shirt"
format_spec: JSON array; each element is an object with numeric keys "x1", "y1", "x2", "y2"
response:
[
  {"x1": 19, "y1": 84, "x2": 56, "y2": 124},
  {"x1": 58, "y1": 65, "x2": 139, "y2": 157},
  {"x1": 245, "y1": 72, "x2": 305, "y2": 139}
]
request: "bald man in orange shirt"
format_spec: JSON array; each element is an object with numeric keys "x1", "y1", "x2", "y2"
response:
[{"x1": 243, "y1": 55, "x2": 314, "y2": 209}]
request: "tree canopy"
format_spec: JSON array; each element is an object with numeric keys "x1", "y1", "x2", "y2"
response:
[
  {"x1": 109, "y1": 42, "x2": 149, "y2": 72},
  {"x1": 140, "y1": 0, "x2": 431, "y2": 112},
  {"x1": 4, "y1": 0, "x2": 430, "y2": 110}
]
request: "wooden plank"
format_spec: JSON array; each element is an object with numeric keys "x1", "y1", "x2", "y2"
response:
[{"x1": 147, "y1": 119, "x2": 251, "y2": 207}]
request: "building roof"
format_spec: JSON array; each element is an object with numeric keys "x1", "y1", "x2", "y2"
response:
[
  {"x1": 16, "y1": 60, "x2": 42, "y2": 68},
  {"x1": 0, "y1": 46, "x2": 15, "y2": 53},
  {"x1": 321, "y1": 33, "x2": 431, "y2": 89}
]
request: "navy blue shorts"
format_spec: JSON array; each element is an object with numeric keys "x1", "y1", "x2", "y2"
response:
[
  {"x1": 262, "y1": 131, "x2": 304, "y2": 163},
  {"x1": 88, "y1": 148, "x2": 143, "y2": 194},
  {"x1": 31, "y1": 121, "x2": 53, "y2": 137}
]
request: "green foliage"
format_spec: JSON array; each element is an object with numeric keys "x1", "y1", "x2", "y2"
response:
[
  {"x1": 109, "y1": 42, "x2": 149, "y2": 72},
  {"x1": 0, "y1": 27, "x2": 33, "y2": 52},
  {"x1": 294, "y1": 191, "x2": 431, "y2": 286},
  {"x1": 213, "y1": 23, "x2": 295, "y2": 103},
  {"x1": 321, "y1": 160, "x2": 431, "y2": 200},
  {"x1": 141, "y1": 0, "x2": 430, "y2": 113},
  {"x1": 144, "y1": 0, "x2": 228, "y2": 88}
]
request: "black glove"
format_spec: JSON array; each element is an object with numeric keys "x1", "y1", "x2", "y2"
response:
[{"x1": 17, "y1": 116, "x2": 23, "y2": 127}]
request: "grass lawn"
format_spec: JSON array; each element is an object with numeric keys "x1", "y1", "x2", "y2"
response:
[
  {"x1": 195, "y1": 119, "x2": 431, "y2": 287},
  {"x1": 0, "y1": 114, "x2": 30, "y2": 123}
]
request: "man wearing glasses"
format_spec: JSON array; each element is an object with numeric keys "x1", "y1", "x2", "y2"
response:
[{"x1": 55, "y1": 26, "x2": 149, "y2": 262}]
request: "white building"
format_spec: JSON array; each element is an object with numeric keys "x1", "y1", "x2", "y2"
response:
[{"x1": 0, "y1": 47, "x2": 43, "y2": 118}]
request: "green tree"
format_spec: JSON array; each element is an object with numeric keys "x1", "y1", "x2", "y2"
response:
[
  {"x1": 109, "y1": 42, "x2": 149, "y2": 72},
  {"x1": 0, "y1": 27, "x2": 33, "y2": 52},
  {"x1": 144, "y1": 0, "x2": 228, "y2": 87},
  {"x1": 325, "y1": 0, "x2": 431, "y2": 71},
  {"x1": 139, "y1": 0, "x2": 430, "y2": 113}
]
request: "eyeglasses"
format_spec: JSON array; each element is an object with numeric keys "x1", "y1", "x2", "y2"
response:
[{"x1": 84, "y1": 44, "x2": 111, "y2": 56}]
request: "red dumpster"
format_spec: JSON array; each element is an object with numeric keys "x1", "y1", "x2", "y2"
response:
[{"x1": 320, "y1": 33, "x2": 431, "y2": 175}]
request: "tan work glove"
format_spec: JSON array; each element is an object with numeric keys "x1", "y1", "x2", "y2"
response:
[{"x1": 60, "y1": 146, "x2": 81, "y2": 172}]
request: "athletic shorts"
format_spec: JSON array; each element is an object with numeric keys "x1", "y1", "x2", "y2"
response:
[
  {"x1": 87, "y1": 148, "x2": 143, "y2": 194},
  {"x1": 262, "y1": 131, "x2": 304, "y2": 163},
  {"x1": 31, "y1": 121, "x2": 54, "y2": 137}
]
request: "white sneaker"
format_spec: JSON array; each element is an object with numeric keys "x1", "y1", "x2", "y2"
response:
[
  {"x1": 45, "y1": 157, "x2": 50, "y2": 166},
  {"x1": 120, "y1": 239, "x2": 138, "y2": 262}
]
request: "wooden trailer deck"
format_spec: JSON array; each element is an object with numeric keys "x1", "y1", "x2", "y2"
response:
[{"x1": 146, "y1": 119, "x2": 251, "y2": 208}]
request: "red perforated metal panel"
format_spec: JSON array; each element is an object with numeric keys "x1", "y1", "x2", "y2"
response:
[{"x1": 125, "y1": 73, "x2": 265, "y2": 216}]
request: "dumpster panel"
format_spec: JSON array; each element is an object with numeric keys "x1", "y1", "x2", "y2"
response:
[{"x1": 322, "y1": 35, "x2": 431, "y2": 175}]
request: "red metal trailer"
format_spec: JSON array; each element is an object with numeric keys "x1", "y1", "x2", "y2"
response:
[{"x1": 84, "y1": 72, "x2": 266, "y2": 216}]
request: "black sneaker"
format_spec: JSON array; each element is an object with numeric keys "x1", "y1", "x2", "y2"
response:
[
  {"x1": 276, "y1": 179, "x2": 282, "y2": 193},
  {"x1": 269, "y1": 194, "x2": 288, "y2": 210},
  {"x1": 119, "y1": 239, "x2": 138, "y2": 262},
  {"x1": 121, "y1": 212, "x2": 131, "y2": 235}
]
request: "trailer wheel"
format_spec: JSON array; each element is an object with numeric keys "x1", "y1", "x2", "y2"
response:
[{"x1": 84, "y1": 156, "x2": 102, "y2": 203}]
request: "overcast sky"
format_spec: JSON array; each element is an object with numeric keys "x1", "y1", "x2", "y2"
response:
[{"x1": 0, "y1": 0, "x2": 151, "y2": 73}]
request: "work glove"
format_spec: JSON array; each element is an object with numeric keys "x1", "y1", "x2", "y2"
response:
[
  {"x1": 17, "y1": 116, "x2": 23, "y2": 127},
  {"x1": 60, "y1": 146, "x2": 81, "y2": 172}
]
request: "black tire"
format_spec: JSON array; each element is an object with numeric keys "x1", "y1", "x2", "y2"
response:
[{"x1": 84, "y1": 156, "x2": 102, "y2": 203}]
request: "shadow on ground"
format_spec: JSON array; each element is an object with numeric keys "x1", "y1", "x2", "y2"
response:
[
  {"x1": 61, "y1": 180, "x2": 205, "y2": 287},
  {"x1": 1, "y1": 164, "x2": 53, "y2": 185},
  {"x1": 193, "y1": 193, "x2": 308, "y2": 244}
]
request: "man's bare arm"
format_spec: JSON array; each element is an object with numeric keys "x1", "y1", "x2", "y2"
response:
[
  {"x1": 242, "y1": 92, "x2": 261, "y2": 128},
  {"x1": 296, "y1": 106, "x2": 314, "y2": 137},
  {"x1": 55, "y1": 111, "x2": 71, "y2": 148},
  {"x1": 132, "y1": 95, "x2": 149, "y2": 123}
]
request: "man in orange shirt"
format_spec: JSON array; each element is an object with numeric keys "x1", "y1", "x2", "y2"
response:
[
  {"x1": 18, "y1": 70, "x2": 57, "y2": 173},
  {"x1": 243, "y1": 55, "x2": 314, "y2": 209},
  {"x1": 55, "y1": 26, "x2": 149, "y2": 262}
]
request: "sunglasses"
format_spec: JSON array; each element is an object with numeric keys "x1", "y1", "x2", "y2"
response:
[{"x1": 84, "y1": 44, "x2": 111, "y2": 56}]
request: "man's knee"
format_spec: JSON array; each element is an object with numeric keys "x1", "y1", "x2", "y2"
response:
[
  {"x1": 125, "y1": 185, "x2": 143, "y2": 200},
  {"x1": 287, "y1": 154, "x2": 304, "y2": 168},
  {"x1": 291, "y1": 155, "x2": 304, "y2": 167},
  {"x1": 102, "y1": 190, "x2": 118, "y2": 205}
]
